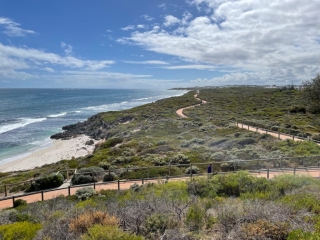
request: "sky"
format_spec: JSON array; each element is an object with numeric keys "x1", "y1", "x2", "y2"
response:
[{"x1": 0, "y1": 0, "x2": 319, "y2": 89}]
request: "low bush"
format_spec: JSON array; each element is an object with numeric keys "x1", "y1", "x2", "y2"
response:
[
  {"x1": 75, "y1": 187, "x2": 97, "y2": 201},
  {"x1": 287, "y1": 229, "x2": 320, "y2": 239},
  {"x1": 168, "y1": 154, "x2": 190, "y2": 165},
  {"x1": 185, "y1": 203, "x2": 205, "y2": 231},
  {"x1": 156, "y1": 140, "x2": 167, "y2": 146},
  {"x1": 81, "y1": 225, "x2": 144, "y2": 240},
  {"x1": 185, "y1": 166, "x2": 200, "y2": 174},
  {"x1": 30, "y1": 173, "x2": 64, "y2": 191},
  {"x1": 103, "y1": 172, "x2": 117, "y2": 182},
  {"x1": 241, "y1": 219, "x2": 289, "y2": 239},
  {"x1": 144, "y1": 214, "x2": 169, "y2": 236},
  {"x1": 72, "y1": 167, "x2": 105, "y2": 185},
  {"x1": 13, "y1": 199, "x2": 27, "y2": 208},
  {"x1": 99, "y1": 162, "x2": 112, "y2": 170},
  {"x1": 69, "y1": 211, "x2": 118, "y2": 234},
  {"x1": 0, "y1": 221, "x2": 42, "y2": 240}
]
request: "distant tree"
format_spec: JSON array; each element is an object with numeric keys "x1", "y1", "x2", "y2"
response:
[{"x1": 302, "y1": 74, "x2": 320, "y2": 113}]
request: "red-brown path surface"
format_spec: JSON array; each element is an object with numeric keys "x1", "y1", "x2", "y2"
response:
[
  {"x1": 1, "y1": 169, "x2": 320, "y2": 209},
  {"x1": 1, "y1": 94, "x2": 319, "y2": 209},
  {"x1": 176, "y1": 94, "x2": 207, "y2": 118}
]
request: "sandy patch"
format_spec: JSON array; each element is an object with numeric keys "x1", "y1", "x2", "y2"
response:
[{"x1": 0, "y1": 135, "x2": 100, "y2": 173}]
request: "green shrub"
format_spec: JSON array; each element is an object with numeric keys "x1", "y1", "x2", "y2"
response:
[
  {"x1": 185, "y1": 166, "x2": 200, "y2": 174},
  {"x1": 99, "y1": 162, "x2": 112, "y2": 170},
  {"x1": 75, "y1": 187, "x2": 97, "y2": 201},
  {"x1": 157, "y1": 140, "x2": 167, "y2": 146},
  {"x1": 103, "y1": 173, "x2": 117, "y2": 182},
  {"x1": 30, "y1": 173, "x2": 64, "y2": 191},
  {"x1": 0, "y1": 221, "x2": 41, "y2": 240},
  {"x1": 168, "y1": 154, "x2": 190, "y2": 165},
  {"x1": 72, "y1": 167, "x2": 104, "y2": 185},
  {"x1": 103, "y1": 137, "x2": 123, "y2": 148},
  {"x1": 287, "y1": 229, "x2": 320, "y2": 240},
  {"x1": 13, "y1": 199, "x2": 27, "y2": 208},
  {"x1": 145, "y1": 214, "x2": 169, "y2": 236},
  {"x1": 185, "y1": 203, "x2": 205, "y2": 231},
  {"x1": 81, "y1": 225, "x2": 144, "y2": 240}
]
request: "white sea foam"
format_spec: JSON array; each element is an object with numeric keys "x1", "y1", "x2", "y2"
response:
[
  {"x1": 48, "y1": 112, "x2": 67, "y2": 118},
  {"x1": 0, "y1": 118, "x2": 47, "y2": 135}
]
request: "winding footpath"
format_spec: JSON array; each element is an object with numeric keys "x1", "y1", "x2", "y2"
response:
[
  {"x1": 1, "y1": 94, "x2": 319, "y2": 209},
  {"x1": 176, "y1": 94, "x2": 208, "y2": 118}
]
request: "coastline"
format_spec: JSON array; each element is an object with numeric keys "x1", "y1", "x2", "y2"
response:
[{"x1": 0, "y1": 135, "x2": 100, "y2": 173}]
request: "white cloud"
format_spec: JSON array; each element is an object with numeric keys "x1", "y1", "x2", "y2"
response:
[
  {"x1": 124, "y1": 60, "x2": 169, "y2": 65},
  {"x1": 120, "y1": 0, "x2": 320, "y2": 84},
  {"x1": 106, "y1": 29, "x2": 112, "y2": 32},
  {"x1": 61, "y1": 41, "x2": 73, "y2": 55},
  {"x1": 141, "y1": 15, "x2": 154, "y2": 21},
  {"x1": 0, "y1": 43, "x2": 115, "y2": 80},
  {"x1": 137, "y1": 25, "x2": 145, "y2": 29},
  {"x1": 163, "y1": 15, "x2": 180, "y2": 27},
  {"x1": 0, "y1": 17, "x2": 36, "y2": 37},
  {"x1": 158, "y1": 3, "x2": 166, "y2": 10},
  {"x1": 163, "y1": 64, "x2": 215, "y2": 70},
  {"x1": 44, "y1": 67, "x2": 55, "y2": 73},
  {"x1": 121, "y1": 25, "x2": 135, "y2": 31}
]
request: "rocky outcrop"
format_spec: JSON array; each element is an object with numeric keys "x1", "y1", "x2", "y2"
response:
[
  {"x1": 50, "y1": 113, "x2": 136, "y2": 140},
  {"x1": 50, "y1": 113, "x2": 113, "y2": 140}
]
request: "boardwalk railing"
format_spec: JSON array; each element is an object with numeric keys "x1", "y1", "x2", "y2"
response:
[
  {"x1": 1, "y1": 156, "x2": 320, "y2": 208},
  {"x1": 236, "y1": 120, "x2": 320, "y2": 144}
]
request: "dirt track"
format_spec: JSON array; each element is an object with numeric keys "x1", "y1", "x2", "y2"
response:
[{"x1": 176, "y1": 94, "x2": 207, "y2": 118}]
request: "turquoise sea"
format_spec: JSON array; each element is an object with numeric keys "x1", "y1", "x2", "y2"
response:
[{"x1": 0, "y1": 89, "x2": 187, "y2": 165}]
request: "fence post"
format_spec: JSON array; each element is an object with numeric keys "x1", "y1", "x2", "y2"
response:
[
  {"x1": 4, "y1": 185, "x2": 7, "y2": 197},
  {"x1": 242, "y1": 123, "x2": 243, "y2": 128},
  {"x1": 168, "y1": 164, "x2": 171, "y2": 177},
  {"x1": 93, "y1": 182, "x2": 96, "y2": 190},
  {"x1": 267, "y1": 168, "x2": 269, "y2": 179},
  {"x1": 68, "y1": 186, "x2": 71, "y2": 196},
  {"x1": 293, "y1": 167, "x2": 296, "y2": 176},
  {"x1": 248, "y1": 125, "x2": 249, "y2": 130},
  {"x1": 41, "y1": 191, "x2": 44, "y2": 201},
  {"x1": 190, "y1": 163, "x2": 192, "y2": 178},
  {"x1": 142, "y1": 178, "x2": 144, "y2": 185},
  {"x1": 126, "y1": 167, "x2": 129, "y2": 180},
  {"x1": 280, "y1": 158, "x2": 282, "y2": 169},
  {"x1": 293, "y1": 135, "x2": 295, "y2": 140},
  {"x1": 12, "y1": 196, "x2": 15, "y2": 207},
  {"x1": 234, "y1": 160, "x2": 236, "y2": 172},
  {"x1": 118, "y1": 180, "x2": 120, "y2": 191}
]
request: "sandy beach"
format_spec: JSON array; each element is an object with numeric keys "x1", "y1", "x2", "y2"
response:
[{"x1": 0, "y1": 135, "x2": 99, "y2": 173}]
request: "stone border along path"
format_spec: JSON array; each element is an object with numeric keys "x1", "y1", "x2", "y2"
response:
[{"x1": 1, "y1": 93, "x2": 319, "y2": 208}]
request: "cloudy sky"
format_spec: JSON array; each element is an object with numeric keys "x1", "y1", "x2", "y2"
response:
[{"x1": 0, "y1": 0, "x2": 319, "y2": 88}]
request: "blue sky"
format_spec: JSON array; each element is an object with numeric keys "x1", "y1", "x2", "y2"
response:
[{"x1": 0, "y1": 0, "x2": 319, "y2": 88}]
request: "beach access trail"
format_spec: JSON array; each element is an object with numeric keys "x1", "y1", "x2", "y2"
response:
[{"x1": 176, "y1": 94, "x2": 208, "y2": 118}]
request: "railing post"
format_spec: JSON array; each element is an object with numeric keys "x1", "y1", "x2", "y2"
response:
[
  {"x1": 93, "y1": 182, "x2": 96, "y2": 190},
  {"x1": 4, "y1": 185, "x2": 7, "y2": 197},
  {"x1": 293, "y1": 167, "x2": 296, "y2": 176},
  {"x1": 267, "y1": 168, "x2": 269, "y2": 179},
  {"x1": 142, "y1": 178, "x2": 144, "y2": 185},
  {"x1": 68, "y1": 186, "x2": 71, "y2": 196},
  {"x1": 41, "y1": 191, "x2": 44, "y2": 201},
  {"x1": 126, "y1": 167, "x2": 129, "y2": 180},
  {"x1": 118, "y1": 179, "x2": 120, "y2": 191},
  {"x1": 12, "y1": 196, "x2": 15, "y2": 207}
]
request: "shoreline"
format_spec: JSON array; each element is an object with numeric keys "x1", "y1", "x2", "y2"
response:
[{"x1": 0, "y1": 135, "x2": 99, "y2": 173}]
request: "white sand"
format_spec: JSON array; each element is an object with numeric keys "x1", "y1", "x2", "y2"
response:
[{"x1": 0, "y1": 135, "x2": 100, "y2": 173}]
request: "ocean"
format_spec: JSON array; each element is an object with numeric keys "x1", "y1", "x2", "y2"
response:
[{"x1": 0, "y1": 89, "x2": 187, "y2": 165}]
